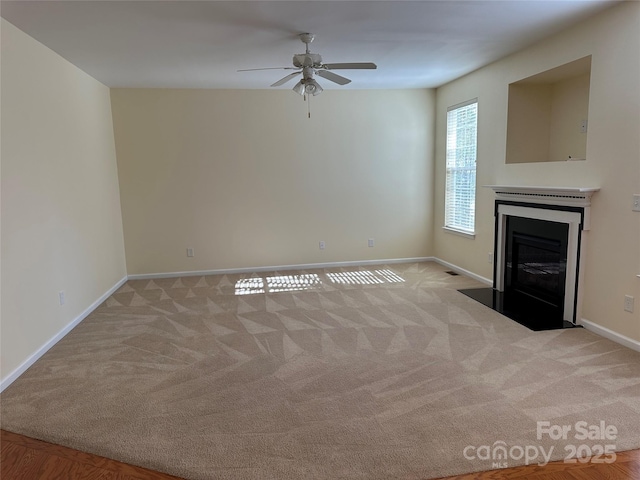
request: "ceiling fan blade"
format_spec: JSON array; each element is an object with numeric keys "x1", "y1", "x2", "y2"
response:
[
  {"x1": 322, "y1": 62, "x2": 377, "y2": 70},
  {"x1": 271, "y1": 71, "x2": 302, "y2": 87},
  {"x1": 237, "y1": 67, "x2": 299, "y2": 72},
  {"x1": 316, "y1": 70, "x2": 351, "y2": 85}
]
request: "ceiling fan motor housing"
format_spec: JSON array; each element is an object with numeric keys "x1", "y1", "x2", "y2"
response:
[
  {"x1": 293, "y1": 53, "x2": 322, "y2": 68},
  {"x1": 301, "y1": 66, "x2": 315, "y2": 80}
]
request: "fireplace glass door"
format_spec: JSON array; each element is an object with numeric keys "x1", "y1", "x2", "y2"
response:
[{"x1": 505, "y1": 217, "x2": 569, "y2": 325}]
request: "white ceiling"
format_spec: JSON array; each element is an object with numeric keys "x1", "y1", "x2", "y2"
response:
[{"x1": 1, "y1": 0, "x2": 619, "y2": 90}]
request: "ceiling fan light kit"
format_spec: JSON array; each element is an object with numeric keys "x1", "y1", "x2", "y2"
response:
[{"x1": 239, "y1": 33, "x2": 377, "y2": 117}]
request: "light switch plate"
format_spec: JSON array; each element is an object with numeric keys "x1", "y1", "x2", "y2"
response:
[{"x1": 633, "y1": 194, "x2": 640, "y2": 212}]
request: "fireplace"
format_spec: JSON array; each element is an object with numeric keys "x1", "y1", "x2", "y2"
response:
[
  {"x1": 461, "y1": 186, "x2": 598, "y2": 331},
  {"x1": 507, "y1": 217, "x2": 568, "y2": 307}
]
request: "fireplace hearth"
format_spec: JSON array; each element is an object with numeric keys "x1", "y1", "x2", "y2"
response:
[{"x1": 461, "y1": 186, "x2": 598, "y2": 331}]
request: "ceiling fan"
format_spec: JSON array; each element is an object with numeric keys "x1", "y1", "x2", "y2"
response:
[{"x1": 238, "y1": 33, "x2": 377, "y2": 98}]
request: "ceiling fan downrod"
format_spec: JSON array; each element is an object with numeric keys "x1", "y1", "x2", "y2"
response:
[{"x1": 299, "y1": 33, "x2": 315, "y2": 53}]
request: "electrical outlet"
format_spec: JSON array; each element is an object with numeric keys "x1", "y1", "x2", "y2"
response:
[
  {"x1": 624, "y1": 295, "x2": 634, "y2": 313},
  {"x1": 368, "y1": 238, "x2": 375, "y2": 247},
  {"x1": 319, "y1": 241, "x2": 325, "y2": 250},
  {"x1": 633, "y1": 194, "x2": 640, "y2": 212},
  {"x1": 59, "y1": 291, "x2": 65, "y2": 306},
  {"x1": 187, "y1": 248, "x2": 194, "y2": 257}
]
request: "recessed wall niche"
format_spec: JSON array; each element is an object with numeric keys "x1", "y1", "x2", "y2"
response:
[{"x1": 506, "y1": 56, "x2": 591, "y2": 164}]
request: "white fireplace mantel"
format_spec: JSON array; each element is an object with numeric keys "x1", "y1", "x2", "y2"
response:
[
  {"x1": 485, "y1": 185, "x2": 600, "y2": 231},
  {"x1": 485, "y1": 185, "x2": 599, "y2": 208}
]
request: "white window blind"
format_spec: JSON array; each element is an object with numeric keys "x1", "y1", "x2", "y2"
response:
[{"x1": 445, "y1": 100, "x2": 478, "y2": 234}]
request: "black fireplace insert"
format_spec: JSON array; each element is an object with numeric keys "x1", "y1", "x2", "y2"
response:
[{"x1": 506, "y1": 216, "x2": 568, "y2": 311}]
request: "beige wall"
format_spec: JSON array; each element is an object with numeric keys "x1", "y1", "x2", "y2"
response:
[
  {"x1": 1, "y1": 20, "x2": 127, "y2": 380},
  {"x1": 506, "y1": 83, "x2": 552, "y2": 164},
  {"x1": 434, "y1": 2, "x2": 640, "y2": 340},
  {"x1": 548, "y1": 73, "x2": 590, "y2": 162},
  {"x1": 111, "y1": 89, "x2": 435, "y2": 275}
]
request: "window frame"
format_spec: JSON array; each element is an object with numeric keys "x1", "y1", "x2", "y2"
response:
[{"x1": 444, "y1": 98, "x2": 478, "y2": 238}]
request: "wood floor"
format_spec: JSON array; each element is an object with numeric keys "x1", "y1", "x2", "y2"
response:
[
  {"x1": 0, "y1": 430, "x2": 182, "y2": 480},
  {"x1": 2, "y1": 429, "x2": 638, "y2": 480}
]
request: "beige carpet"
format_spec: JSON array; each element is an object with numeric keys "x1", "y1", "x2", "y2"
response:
[{"x1": 2, "y1": 262, "x2": 640, "y2": 479}]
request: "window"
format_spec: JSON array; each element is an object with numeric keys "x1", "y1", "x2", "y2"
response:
[{"x1": 445, "y1": 99, "x2": 478, "y2": 235}]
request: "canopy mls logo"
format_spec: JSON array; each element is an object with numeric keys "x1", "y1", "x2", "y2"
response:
[
  {"x1": 463, "y1": 420, "x2": 618, "y2": 469},
  {"x1": 463, "y1": 441, "x2": 554, "y2": 469}
]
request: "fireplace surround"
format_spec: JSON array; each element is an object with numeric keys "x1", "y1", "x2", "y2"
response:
[{"x1": 463, "y1": 186, "x2": 599, "y2": 330}]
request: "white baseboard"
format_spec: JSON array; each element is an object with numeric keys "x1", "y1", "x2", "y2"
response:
[
  {"x1": 127, "y1": 257, "x2": 436, "y2": 280},
  {"x1": 432, "y1": 257, "x2": 493, "y2": 286},
  {"x1": 0, "y1": 275, "x2": 128, "y2": 393},
  {"x1": 579, "y1": 318, "x2": 640, "y2": 352}
]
